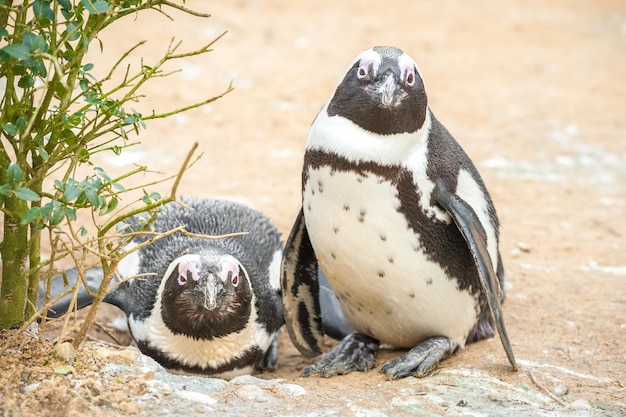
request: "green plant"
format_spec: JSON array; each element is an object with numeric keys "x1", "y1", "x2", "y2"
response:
[{"x1": 0, "y1": 0, "x2": 232, "y2": 336}]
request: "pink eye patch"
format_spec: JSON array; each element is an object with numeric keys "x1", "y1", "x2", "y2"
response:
[
  {"x1": 179, "y1": 262, "x2": 200, "y2": 282},
  {"x1": 220, "y1": 259, "x2": 239, "y2": 283}
]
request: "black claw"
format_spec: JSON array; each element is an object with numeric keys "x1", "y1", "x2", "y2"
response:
[
  {"x1": 380, "y1": 337, "x2": 458, "y2": 379},
  {"x1": 303, "y1": 333, "x2": 380, "y2": 378}
]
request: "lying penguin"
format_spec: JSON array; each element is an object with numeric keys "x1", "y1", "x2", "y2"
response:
[
  {"x1": 281, "y1": 46, "x2": 517, "y2": 379},
  {"x1": 41, "y1": 197, "x2": 284, "y2": 378}
]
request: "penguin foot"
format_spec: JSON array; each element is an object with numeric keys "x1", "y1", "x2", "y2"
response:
[
  {"x1": 257, "y1": 334, "x2": 279, "y2": 371},
  {"x1": 380, "y1": 336, "x2": 458, "y2": 379},
  {"x1": 304, "y1": 332, "x2": 379, "y2": 377}
]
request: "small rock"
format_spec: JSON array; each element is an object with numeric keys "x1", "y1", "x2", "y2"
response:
[
  {"x1": 146, "y1": 379, "x2": 173, "y2": 395},
  {"x1": 230, "y1": 375, "x2": 275, "y2": 386},
  {"x1": 516, "y1": 242, "x2": 532, "y2": 253},
  {"x1": 135, "y1": 353, "x2": 165, "y2": 371},
  {"x1": 278, "y1": 383, "x2": 307, "y2": 396},
  {"x1": 53, "y1": 342, "x2": 75, "y2": 364},
  {"x1": 237, "y1": 384, "x2": 267, "y2": 402},
  {"x1": 20, "y1": 383, "x2": 40, "y2": 394},
  {"x1": 570, "y1": 399, "x2": 592, "y2": 411},
  {"x1": 554, "y1": 385, "x2": 569, "y2": 396},
  {"x1": 391, "y1": 397, "x2": 420, "y2": 407},
  {"x1": 175, "y1": 390, "x2": 217, "y2": 405}
]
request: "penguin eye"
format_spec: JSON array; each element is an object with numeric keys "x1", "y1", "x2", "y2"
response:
[
  {"x1": 357, "y1": 66, "x2": 367, "y2": 79},
  {"x1": 177, "y1": 274, "x2": 187, "y2": 286},
  {"x1": 405, "y1": 70, "x2": 416, "y2": 86},
  {"x1": 231, "y1": 273, "x2": 239, "y2": 287}
]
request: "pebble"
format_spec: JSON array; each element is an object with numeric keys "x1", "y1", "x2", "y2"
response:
[
  {"x1": 554, "y1": 384, "x2": 569, "y2": 396},
  {"x1": 175, "y1": 390, "x2": 217, "y2": 405},
  {"x1": 20, "y1": 383, "x2": 40, "y2": 394},
  {"x1": 278, "y1": 383, "x2": 307, "y2": 397},
  {"x1": 570, "y1": 399, "x2": 592, "y2": 411},
  {"x1": 53, "y1": 341, "x2": 76, "y2": 364}
]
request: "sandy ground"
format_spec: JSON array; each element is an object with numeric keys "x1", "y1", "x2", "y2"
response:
[{"x1": 1, "y1": 0, "x2": 625, "y2": 415}]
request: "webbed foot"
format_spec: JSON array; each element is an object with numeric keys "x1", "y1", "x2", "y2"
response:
[
  {"x1": 304, "y1": 333, "x2": 379, "y2": 377},
  {"x1": 380, "y1": 336, "x2": 458, "y2": 379}
]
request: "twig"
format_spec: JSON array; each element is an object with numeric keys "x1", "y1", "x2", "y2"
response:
[
  {"x1": 179, "y1": 229, "x2": 249, "y2": 240},
  {"x1": 90, "y1": 321, "x2": 125, "y2": 346},
  {"x1": 529, "y1": 370, "x2": 566, "y2": 406}
]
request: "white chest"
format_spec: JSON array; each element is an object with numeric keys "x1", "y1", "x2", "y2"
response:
[{"x1": 303, "y1": 166, "x2": 479, "y2": 347}]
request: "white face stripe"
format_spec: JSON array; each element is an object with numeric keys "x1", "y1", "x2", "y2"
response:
[
  {"x1": 116, "y1": 241, "x2": 141, "y2": 280},
  {"x1": 267, "y1": 249, "x2": 282, "y2": 291},
  {"x1": 398, "y1": 52, "x2": 424, "y2": 81},
  {"x1": 336, "y1": 48, "x2": 382, "y2": 86}
]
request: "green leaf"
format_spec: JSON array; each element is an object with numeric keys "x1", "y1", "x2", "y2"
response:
[
  {"x1": 63, "y1": 183, "x2": 81, "y2": 201},
  {"x1": 33, "y1": 0, "x2": 56, "y2": 22},
  {"x1": 83, "y1": 187, "x2": 99, "y2": 207},
  {"x1": 53, "y1": 366, "x2": 72, "y2": 375},
  {"x1": 79, "y1": 79, "x2": 88, "y2": 91},
  {"x1": 18, "y1": 74, "x2": 35, "y2": 88},
  {"x1": 94, "y1": 167, "x2": 111, "y2": 182},
  {"x1": 21, "y1": 210, "x2": 40, "y2": 225},
  {"x1": 15, "y1": 188, "x2": 40, "y2": 201},
  {"x1": 50, "y1": 205, "x2": 66, "y2": 226},
  {"x1": 1, "y1": 44, "x2": 30, "y2": 60},
  {"x1": 15, "y1": 117, "x2": 27, "y2": 132},
  {"x1": 58, "y1": 0, "x2": 72, "y2": 10},
  {"x1": 21, "y1": 207, "x2": 41, "y2": 224},
  {"x1": 3, "y1": 123, "x2": 18, "y2": 136},
  {"x1": 99, "y1": 197, "x2": 118, "y2": 215},
  {"x1": 66, "y1": 207, "x2": 76, "y2": 221},
  {"x1": 81, "y1": 0, "x2": 109, "y2": 14},
  {"x1": 0, "y1": 184, "x2": 11, "y2": 197},
  {"x1": 83, "y1": 63, "x2": 94, "y2": 71},
  {"x1": 23, "y1": 31, "x2": 48, "y2": 54},
  {"x1": 7, "y1": 163, "x2": 23, "y2": 185},
  {"x1": 0, "y1": 28, "x2": 8, "y2": 37},
  {"x1": 38, "y1": 148, "x2": 49, "y2": 161},
  {"x1": 112, "y1": 182, "x2": 125, "y2": 191},
  {"x1": 79, "y1": 226, "x2": 88, "y2": 236},
  {"x1": 65, "y1": 23, "x2": 80, "y2": 42}
]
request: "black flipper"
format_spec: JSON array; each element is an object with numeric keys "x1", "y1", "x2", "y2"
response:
[
  {"x1": 38, "y1": 267, "x2": 104, "y2": 318},
  {"x1": 432, "y1": 179, "x2": 517, "y2": 371},
  {"x1": 318, "y1": 268, "x2": 351, "y2": 340},
  {"x1": 38, "y1": 267, "x2": 127, "y2": 318},
  {"x1": 280, "y1": 208, "x2": 325, "y2": 356}
]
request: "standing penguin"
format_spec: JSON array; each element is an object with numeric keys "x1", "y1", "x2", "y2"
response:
[
  {"x1": 42, "y1": 197, "x2": 284, "y2": 378},
  {"x1": 281, "y1": 46, "x2": 517, "y2": 378}
]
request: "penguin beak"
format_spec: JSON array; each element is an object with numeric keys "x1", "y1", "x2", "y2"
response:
[
  {"x1": 198, "y1": 274, "x2": 225, "y2": 311},
  {"x1": 378, "y1": 74, "x2": 398, "y2": 107}
]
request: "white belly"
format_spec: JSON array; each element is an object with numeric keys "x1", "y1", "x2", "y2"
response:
[{"x1": 304, "y1": 166, "x2": 478, "y2": 348}]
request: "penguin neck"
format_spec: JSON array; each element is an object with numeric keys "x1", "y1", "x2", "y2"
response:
[{"x1": 306, "y1": 105, "x2": 432, "y2": 166}]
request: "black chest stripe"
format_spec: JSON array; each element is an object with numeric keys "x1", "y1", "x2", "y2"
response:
[{"x1": 303, "y1": 148, "x2": 481, "y2": 296}]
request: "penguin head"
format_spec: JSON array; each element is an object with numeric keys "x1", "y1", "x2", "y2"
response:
[
  {"x1": 160, "y1": 252, "x2": 253, "y2": 340},
  {"x1": 327, "y1": 46, "x2": 428, "y2": 136}
]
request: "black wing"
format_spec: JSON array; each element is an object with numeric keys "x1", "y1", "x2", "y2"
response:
[
  {"x1": 433, "y1": 179, "x2": 518, "y2": 371},
  {"x1": 280, "y1": 208, "x2": 325, "y2": 356},
  {"x1": 38, "y1": 266, "x2": 130, "y2": 318}
]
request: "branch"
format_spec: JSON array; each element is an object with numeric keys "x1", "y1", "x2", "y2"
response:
[{"x1": 144, "y1": 84, "x2": 233, "y2": 121}]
